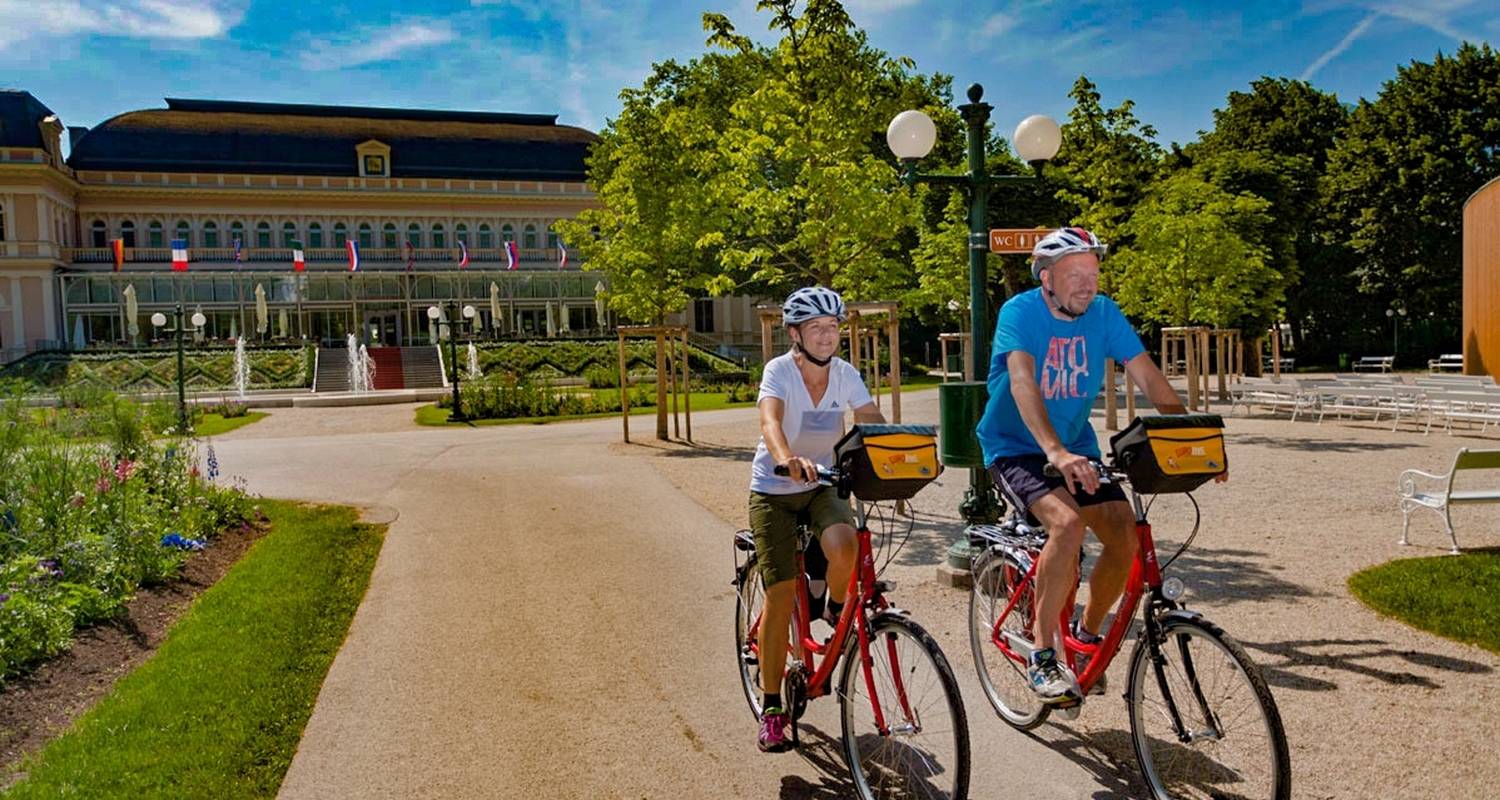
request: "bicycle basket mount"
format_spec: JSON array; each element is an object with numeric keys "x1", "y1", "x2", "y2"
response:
[
  {"x1": 835, "y1": 424, "x2": 943, "y2": 501},
  {"x1": 1108, "y1": 414, "x2": 1227, "y2": 494}
]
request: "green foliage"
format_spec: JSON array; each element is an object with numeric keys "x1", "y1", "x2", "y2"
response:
[
  {"x1": 1112, "y1": 173, "x2": 1280, "y2": 329},
  {"x1": 0, "y1": 393, "x2": 252, "y2": 685},
  {"x1": 0, "y1": 346, "x2": 314, "y2": 395},
  {"x1": 466, "y1": 340, "x2": 742, "y2": 382},
  {"x1": 557, "y1": 0, "x2": 953, "y2": 320},
  {"x1": 442, "y1": 372, "x2": 657, "y2": 420},
  {"x1": 1349, "y1": 550, "x2": 1500, "y2": 654},
  {"x1": 1045, "y1": 76, "x2": 1164, "y2": 250},
  {"x1": 2, "y1": 501, "x2": 384, "y2": 799}
]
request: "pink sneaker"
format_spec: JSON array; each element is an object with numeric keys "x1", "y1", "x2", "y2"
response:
[{"x1": 758, "y1": 708, "x2": 791, "y2": 752}]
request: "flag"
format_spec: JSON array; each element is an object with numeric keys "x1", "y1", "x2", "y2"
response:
[
  {"x1": 405, "y1": 241, "x2": 415, "y2": 272},
  {"x1": 171, "y1": 238, "x2": 189, "y2": 272},
  {"x1": 347, "y1": 240, "x2": 360, "y2": 272},
  {"x1": 558, "y1": 240, "x2": 568, "y2": 269},
  {"x1": 206, "y1": 444, "x2": 219, "y2": 481},
  {"x1": 111, "y1": 238, "x2": 125, "y2": 271},
  {"x1": 233, "y1": 237, "x2": 243, "y2": 268},
  {"x1": 458, "y1": 241, "x2": 469, "y2": 270},
  {"x1": 291, "y1": 239, "x2": 305, "y2": 272},
  {"x1": 505, "y1": 240, "x2": 518, "y2": 271}
]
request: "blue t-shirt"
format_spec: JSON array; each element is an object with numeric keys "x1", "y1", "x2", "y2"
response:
[{"x1": 976, "y1": 288, "x2": 1145, "y2": 463}]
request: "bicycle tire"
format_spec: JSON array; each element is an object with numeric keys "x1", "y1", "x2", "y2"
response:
[
  {"x1": 734, "y1": 561, "x2": 767, "y2": 720},
  {"x1": 1126, "y1": 615, "x2": 1291, "y2": 800},
  {"x1": 839, "y1": 615, "x2": 971, "y2": 800},
  {"x1": 969, "y1": 550, "x2": 1049, "y2": 730}
]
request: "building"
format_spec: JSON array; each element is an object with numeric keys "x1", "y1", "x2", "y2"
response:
[{"x1": 0, "y1": 90, "x2": 613, "y2": 362}]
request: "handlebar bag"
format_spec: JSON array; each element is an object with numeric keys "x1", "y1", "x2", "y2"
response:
[
  {"x1": 1108, "y1": 414, "x2": 1227, "y2": 494},
  {"x1": 835, "y1": 424, "x2": 943, "y2": 501}
]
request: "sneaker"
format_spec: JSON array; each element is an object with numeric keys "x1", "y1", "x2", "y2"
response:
[
  {"x1": 1071, "y1": 620, "x2": 1108, "y2": 696},
  {"x1": 1028, "y1": 648, "x2": 1081, "y2": 704},
  {"x1": 758, "y1": 707, "x2": 792, "y2": 752},
  {"x1": 822, "y1": 599, "x2": 843, "y2": 628}
]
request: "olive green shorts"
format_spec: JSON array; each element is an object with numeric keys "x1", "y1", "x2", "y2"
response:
[{"x1": 748, "y1": 486, "x2": 856, "y2": 587}]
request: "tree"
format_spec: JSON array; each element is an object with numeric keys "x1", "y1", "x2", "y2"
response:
[
  {"x1": 1324, "y1": 43, "x2": 1500, "y2": 344},
  {"x1": 1111, "y1": 173, "x2": 1281, "y2": 330},
  {"x1": 558, "y1": 0, "x2": 953, "y2": 321}
]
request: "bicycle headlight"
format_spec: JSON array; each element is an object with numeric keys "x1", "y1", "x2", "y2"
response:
[{"x1": 1162, "y1": 576, "x2": 1186, "y2": 601}]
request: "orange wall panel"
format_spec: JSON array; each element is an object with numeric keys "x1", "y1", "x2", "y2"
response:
[{"x1": 1464, "y1": 177, "x2": 1500, "y2": 377}]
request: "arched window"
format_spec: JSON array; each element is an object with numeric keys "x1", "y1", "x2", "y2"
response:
[
  {"x1": 175, "y1": 220, "x2": 192, "y2": 248},
  {"x1": 229, "y1": 221, "x2": 245, "y2": 248},
  {"x1": 431, "y1": 223, "x2": 446, "y2": 249},
  {"x1": 202, "y1": 221, "x2": 219, "y2": 249},
  {"x1": 455, "y1": 223, "x2": 468, "y2": 245},
  {"x1": 147, "y1": 220, "x2": 164, "y2": 248},
  {"x1": 523, "y1": 224, "x2": 538, "y2": 249},
  {"x1": 406, "y1": 223, "x2": 421, "y2": 249},
  {"x1": 333, "y1": 222, "x2": 348, "y2": 247},
  {"x1": 357, "y1": 223, "x2": 373, "y2": 249},
  {"x1": 255, "y1": 221, "x2": 271, "y2": 248},
  {"x1": 120, "y1": 221, "x2": 137, "y2": 248},
  {"x1": 382, "y1": 223, "x2": 398, "y2": 249},
  {"x1": 501, "y1": 223, "x2": 514, "y2": 242},
  {"x1": 546, "y1": 225, "x2": 559, "y2": 250},
  {"x1": 282, "y1": 221, "x2": 298, "y2": 248},
  {"x1": 91, "y1": 220, "x2": 107, "y2": 247},
  {"x1": 478, "y1": 224, "x2": 493, "y2": 250},
  {"x1": 307, "y1": 222, "x2": 323, "y2": 248}
]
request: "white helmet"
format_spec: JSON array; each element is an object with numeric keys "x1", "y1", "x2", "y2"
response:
[
  {"x1": 1031, "y1": 226, "x2": 1107, "y2": 280},
  {"x1": 782, "y1": 286, "x2": 847, "y2": 326}
]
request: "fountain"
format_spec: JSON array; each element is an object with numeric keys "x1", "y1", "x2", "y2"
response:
[
  {"x1": 346, "y1": 333, "x2": 375, "y2": 393},
  {"x1": 233, "y1": 336, "x2": 251, "y2": 399},
  {"x1": 467, "y1": 342, "x2": 482, "y2": 381}
]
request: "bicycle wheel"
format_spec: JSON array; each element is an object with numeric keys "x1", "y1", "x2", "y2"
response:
[
  {"x1": 839, "y1": 615, "x2": 970, "y2": 800},
  {"x1": 734, "y1": 561, "x2": 768, "y2": 719},
  {"x1": 1127, "y1": 616, "x2": 1291, "y2": 800},
  {"x1": 969, "y1": 551, "x2": 1049, "y2": 730}
]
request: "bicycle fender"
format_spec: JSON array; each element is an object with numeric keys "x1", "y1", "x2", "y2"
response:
[{"x1": 868, "y1": 608, "x2": 911, "y2": 625}]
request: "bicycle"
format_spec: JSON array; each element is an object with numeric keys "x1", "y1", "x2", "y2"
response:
[
  {"x1": 967, "y1": 420, "x2": 1291, "y2": 800},
  {"x1": 733, "y1": 426, "x2": 970, "y2": 800}
]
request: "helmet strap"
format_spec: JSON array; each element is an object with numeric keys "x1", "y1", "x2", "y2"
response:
[
  {"x1": 1046, "y1": 286, "x2": 1086, "y2": 320},
  {"x1": 793, "y1": 340, "x2": 834, "y2": 368}
]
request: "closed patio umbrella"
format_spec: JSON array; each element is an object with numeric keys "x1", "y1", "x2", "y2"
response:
[
  {"x1": 193, "y1": 304, "x2": 205, "y2": 342},
  {"x1": 254, "y1": 284, "x2": 268, "y2": 337},
  {"x1": 229, "y1": 317, "x2": 238, "y2": 340},
  {"x1": 123, "y1": 284, "x2": 139, "y2": 341},
  {"x1": 559, "y1": 303, "x2": 570, "y2": 333},
  {"x1": 72, "y1": 315, "x2": 86, "y2": 350},
  {"x1": 489, "y1": 281, "x2": 502, "y2": 335},
  {"x1": 545, "y1": 303, "x2": 556, "y2": 338},
  {"x1": 278, "y1": 308, "x2": 290, "y2": 339},
  {"x1": 593, "y1": 281, "x2": 607, "y2": 330}
]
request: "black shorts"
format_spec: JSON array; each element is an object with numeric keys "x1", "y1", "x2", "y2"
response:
[{"x1": 989, "y1": 454, "x2": 1128, "y2": 517}]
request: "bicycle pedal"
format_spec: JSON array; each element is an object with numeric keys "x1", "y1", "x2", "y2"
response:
[{"x1": 873, "y1": 579, "x2": 897, "y2": 594}]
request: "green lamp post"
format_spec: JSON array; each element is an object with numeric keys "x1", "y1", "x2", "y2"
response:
[
  {"x1": 428, "y1": 302, "x2": 477, "y2": 422},
  {"x1": 151, "y1": 304, "x2": 207, "y2": 433},
  {"x1": 887, "y1": 84, "x2": 1061, "y2": 563}
]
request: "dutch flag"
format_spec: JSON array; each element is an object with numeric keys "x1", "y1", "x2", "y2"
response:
[
  {"x1": 171, "y1": 238, "x2": 189, "y2": 272},
  {"x1": 505, "y1": 240, "x2": 519, "y2": 271},
  {"x1": 347, "y1": 239, "x2": 361, "y2": 272}
]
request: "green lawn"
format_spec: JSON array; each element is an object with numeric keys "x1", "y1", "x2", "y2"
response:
[
  {"x1": 1, "y1": 500, "x2": 386, "y2": 799},
  {"x1": 415, "y1": 390, "x2": 756, "y2": 426},
  {"x1": 1348, "y1": 550, "x2": 1500, "y2": 654},
  {"x1": 193, "y1": 411, "x2": 268, "y2": 437}
]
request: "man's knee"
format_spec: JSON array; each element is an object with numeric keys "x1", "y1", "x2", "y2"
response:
[
  {"x1": 1089, "y1": 502, "x2": 1137, "y2": 553},
  {"x1": 821, "y1": 523, "x2": 856, "y2": 558}
]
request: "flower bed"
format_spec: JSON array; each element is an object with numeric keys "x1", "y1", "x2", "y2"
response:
[{"x1": 0, "y1": 345, "x2": 314, "y2": 395}]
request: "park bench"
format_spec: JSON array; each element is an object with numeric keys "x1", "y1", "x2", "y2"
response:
[
  {"x1": 1316, "y1": 383, "x2": 1426, "y2": 431},
  {"x1": 1261, "y1": 356, "x2": 1294, "y2": 372},
  {"x1": 1397, "y1": 448, "x2": 1500, "y2": 554},
  {"x1": 1229, "y1": 377, "x2": 1326, "y2": 420},
  {"x1": 1422, "y1": 389, "x2": 1500, "y2": 435},
  {"x1": 1353, "y1": 355, "x2": 1395, "y2": 373},
  {"x1": 1428, "y1": 354, "x2": 1464, "y2": 373}
]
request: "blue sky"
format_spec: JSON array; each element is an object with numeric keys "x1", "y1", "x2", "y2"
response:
[{"x1": 3, "y1": 0, "x2": 1496, "y2": 152}]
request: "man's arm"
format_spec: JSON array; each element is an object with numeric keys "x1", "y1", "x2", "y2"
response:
[
  {"x1": 1122, "y1": 351, "x2": 1186, "y2": 414},
  {"x1": 1008, "y1": 350, "x2": 1099, "y2": 494}
]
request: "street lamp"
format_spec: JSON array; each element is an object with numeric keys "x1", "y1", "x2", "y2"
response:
[
  {"x1": 151, "y1": 304, "x2": 207, "y2": 432},
  {"x1": 1386, "y1": 305, "x2": 1407, "y2": 357},
  {"x1": 889, "y1": 84, "x2": 1060, "y2": 534},
  {"x1": 428, "y1": 303, "x2": 477, "y2": 422}
]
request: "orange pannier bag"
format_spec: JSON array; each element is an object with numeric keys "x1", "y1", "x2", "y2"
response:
[
  {"x1": 1108, "y1": 414, "x2": 1227, "y2": 494},
  {"x1": 835, "y1": 424, "x2": 943, "y2": 501}
]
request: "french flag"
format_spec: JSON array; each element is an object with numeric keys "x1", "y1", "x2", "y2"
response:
[
  {"x1": 458, "y1": 241, "x2": 470, "y2": 270},
  {"x1": 347, "y1": 240, "x2": 360, "y2": 272},
  {"x1": 505, "y1": 240, "x2": 519, "y2": 271},
  {"x1": 171, "y1": 238, "x2": 189, "y2": 272},
  {"x1": 558, "y1": 241, "x2": 568, "y2": 269}
]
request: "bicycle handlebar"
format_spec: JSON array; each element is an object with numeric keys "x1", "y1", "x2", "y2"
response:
[
  {"x1": 773, "y1": 463, "x2": 839, "y2": 486},
  {"x1": 1041, "y1": 459, "x2": 1122, "y2": 484}
]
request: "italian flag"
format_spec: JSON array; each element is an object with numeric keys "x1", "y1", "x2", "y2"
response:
[
  {"x1": 291, "y1": 239, "x2": 305, "y2": 272},
  {"x1": 171, "y1": 238, "x2": 189, "y2": 272}
]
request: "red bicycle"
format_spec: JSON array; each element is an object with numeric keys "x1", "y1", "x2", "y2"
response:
[
  {"x1": 968, "y1": 445, "x2": 1290, "y2": 799},
  {"x1": 733, "y1": 440, "x2": 969, "y2": 800}
]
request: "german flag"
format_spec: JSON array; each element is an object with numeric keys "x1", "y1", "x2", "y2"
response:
[{"x1": 111, "y1": 239, "x2": 125, "y2": 271}]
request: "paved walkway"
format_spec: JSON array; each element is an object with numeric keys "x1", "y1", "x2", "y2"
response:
[{"x1": 209, "y1": 395, "x2": 1499, "y2": 799}]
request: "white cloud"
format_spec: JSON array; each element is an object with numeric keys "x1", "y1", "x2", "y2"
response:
[
  {"x1": 1301, "y1": 11, "x2": 1378, "y2": 80},
  {"x1": 0, "y1": 0, "x2": 241, "y2": 46},
  {"x1": 301, "y1": 19, "x2": 457, "y2": 71},
  {"x1": 979, "y1": 12, "x2": 1017, "y2": 39},
  {"x1": 842, "y1": 0, "x2": 923, "y2": 14}
]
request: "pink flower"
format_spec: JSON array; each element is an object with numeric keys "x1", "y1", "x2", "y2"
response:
[
  {"x1": 69, "y1": 492, "x2": 86, "y2": 508},
  {"x1": 95, "y1": 476, "x2": 112, "y2": 494},
  {"x1": 114, "y1": 459, "x2": 135, "y2": 481}
]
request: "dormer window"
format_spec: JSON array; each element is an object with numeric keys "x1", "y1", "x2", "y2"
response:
[{"x1": 356, "y1": 139, "x2": 391, "y2": 177}]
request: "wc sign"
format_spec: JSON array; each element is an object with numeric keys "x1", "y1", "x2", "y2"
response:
[{"x1": 989, "y1": 228, "x2": 1050, "y2": 254}]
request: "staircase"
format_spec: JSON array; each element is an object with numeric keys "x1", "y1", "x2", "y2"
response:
[
  {"x1": 367, "y1": 347, "x2": 405, "y2": 389},
  {"x1": 401, "y1": 346, "x2": 445, "y2": 389},
  {"x1": 313, "y1": 347, "x2": 350, "y2": 392}
]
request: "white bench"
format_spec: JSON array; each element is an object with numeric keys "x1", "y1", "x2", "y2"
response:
[
  {"x1": 1316, "y1": 383, "x2": 1427, "y2": 431},
  {"x1": 1353, "y1": 356, "x2": 1395, "y2": 373},
  {"x1": 1398, "y1": 448, "x2": 1500, "y2": 553},
  {"x1": 1428, "y1": 354, "x2": 1464, "y2": 373}
]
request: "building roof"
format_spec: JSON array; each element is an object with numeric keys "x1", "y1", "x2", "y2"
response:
[
  {"x1": 66, "y1": 98, "x2": 597, "y2": 181},
  {"x1": 0, "y1": 90, "x2": 56, "y2": 148}
]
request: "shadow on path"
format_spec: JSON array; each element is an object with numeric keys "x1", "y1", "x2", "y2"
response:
[
  {"x1": 1231, "y1": 434, "x2": 1424, "y2": 453},
  {"x1": 1238, "y1": 636, "x2": 1494, "y2": 692}
]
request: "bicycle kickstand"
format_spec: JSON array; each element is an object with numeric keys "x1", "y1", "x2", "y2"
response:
[{"x1": 790, "y1": 714, "x2": 800, "y2": 748}]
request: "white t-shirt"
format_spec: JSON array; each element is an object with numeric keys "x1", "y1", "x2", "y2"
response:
[{"x1": 750, "y1": 352, "x2": 874, "y2": 495}]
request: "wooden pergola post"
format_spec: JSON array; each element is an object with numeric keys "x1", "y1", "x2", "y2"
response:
[
  {"x1": 617, "y1": 325, "x2": 691, "y2": 443},
  {"x1": 618, "y1": 330, "x2": 630, "y2": 443},
  {"x1": 887, "y1": 317, "x2": 902, "y2": 424},
  {"x1": 682, "y1": 328, "x2": 692, "y2": 443},
  {"x1": 1270, "y1": 325, "x2": 1283, "y2": 380},
  {"x1": 1105, "y1": 358, "x2": 1119, "y2": 430}
]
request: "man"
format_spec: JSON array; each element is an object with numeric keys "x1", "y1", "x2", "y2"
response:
[
  {"x1": 749, "y1": 286, "x2": 885, "y2": 751},
  {"x1": 976, "y1": 226, "x2": 1206, "y2": 705}
]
